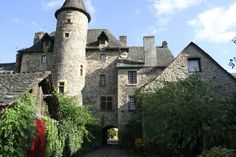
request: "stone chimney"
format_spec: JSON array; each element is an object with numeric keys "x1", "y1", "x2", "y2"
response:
[
  {"x1": 162, "y1": 41, "x2": 168, "y2": 48},
  {"x1": 144, "y1": 36, "x2": 157, "y2": 66},
  {"x1": 119, "y1": 36, "x2": 127, "y2": 46},
  {"x1": 34, "y1": 32, "x2": 46, "y2": 44}
]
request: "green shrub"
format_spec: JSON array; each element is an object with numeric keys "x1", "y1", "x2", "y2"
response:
[
  {"x1": 0, "y1": 94, "x2": 38, "y2": 157},
  {"x1": 198, "y1": 147, "x2": 234, "y2": 157},
  {"x1": 107, "y1": 128, "x2": 116, "y2": 139},
  {"x1": 44, "y1": 94, "x2": 97, "y2": 157},
  {"x1": 44, "y1": 116, "x2": 62, "y2": 157},
  {"x1": 139, "y1": 76, "x2": 236, "y2": 156}
]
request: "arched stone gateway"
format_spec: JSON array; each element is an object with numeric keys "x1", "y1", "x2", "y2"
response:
[{"x1": 102, "y1": 125, "x2": 119, "y2": 145}]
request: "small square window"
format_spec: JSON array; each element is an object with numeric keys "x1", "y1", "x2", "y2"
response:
[
  {"x1": 188, "y1": 58, "x2": 201, "y2": 72},
  {"x1": 128, "y1": 71, "x2": 137, "y2": 84},
  {"x1": 58, "y1": 82, "x2": 65, "y2": 93},
  {"x1": 66, "y1": 19, "x2": 72, "y2": 24},
  {"x1": 128, "y1": 96, "x2": 136, "y2": 112},
  {"x1": 41, "y1": 55, "x2": 47, "y2": 64},
  {"x1": 100, "y1": 74, "x2": 106, "y2": 86},
  {"x1": 65, "y1": 33, "x2": 70, "y2": 38},
  {"x1": 100, "y1": 54, "x2": 106, "y2": 62}
]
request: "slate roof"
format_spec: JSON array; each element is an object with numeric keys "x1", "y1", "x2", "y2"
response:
[
  {"x1": 18, "y1": 33, "x2": 54, "y2": 53},
  {"x1": 87, "y1": 29, "x2": 122, "y2": 48},
  {"x1": 0, "y1": 63, "x2": 15, "y2": 72},
  {"x1": 18, "y1": 29, "x2": 174, "y2": 67},
  {"x1": 118, "y1": 46, "x2": 174, "y2": 67},
  {"x1": 18, "y1": 29, "x2": 122, "y2": 53},
  {"x1": 0, "y1": 72, "x2": 50, "y2": 108},
  {"x1": 55, "y1": 0, "x2": 91, "y2": 22}
]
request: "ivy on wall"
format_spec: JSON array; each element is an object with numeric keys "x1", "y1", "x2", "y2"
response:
[
  {"x1": 0, "y1": 93, "x2": 99, "y2": 157},
  {"x1": 0, "y1": 94, "x2": 38, "y2": 157},
  {"x1": 44, "y1": 94, "x2": 98, "y2": 157}
]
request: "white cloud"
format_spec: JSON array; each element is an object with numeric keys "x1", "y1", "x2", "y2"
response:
[
  {"x1": 85, "y1": 0, "x2": 95, "y2": 17},
  {"x1": 41, "y1": 0, "x2": 64, "y2": 10},
  {"x1": 189, "y1": 2, "x2": 236, "y2": 43},
  {"x1": 41, "y1": 0, "x2": 95, "y2": 16},
  {"x1": 150, "y1": 0, "x2": 202, "y2": 16},
  {"x1": 9, "y1": 17, "x2": 23, "y2": 24},
  {"x1": 227, "y1": 68, "x2": 236, "y2": 74}
]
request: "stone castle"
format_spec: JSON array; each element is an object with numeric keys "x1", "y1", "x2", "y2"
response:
[{"x1": 1, "y1": 0, "x2": 236, "y2": 140}]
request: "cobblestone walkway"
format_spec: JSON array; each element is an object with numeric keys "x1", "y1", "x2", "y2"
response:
[{"x1": 82, "y1": 146, "x2": 129, "y2": 157}]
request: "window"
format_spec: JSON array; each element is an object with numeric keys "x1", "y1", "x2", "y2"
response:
[
  {"x1": 58, "y1": 82, "x2": 65, "y2": 93},
  {"x1": 188, "y1": 58, "x2": 201, "y2": 72},
  {"x1": 80, "y1": 65, "x2": 83, "y2": 76},
  {"x1": 101, "y1": 96, "x2": 113, "y2": 111},
  {"x1": 65, "y1": 33, "x2": 70, "y2": 38},
  {"x1": 44, "y1": 40, "x2": 50, "y2": 47},
  {"x1": 128, "y1": 96, "x2": 136, "y2": 112},
  {"x1": 41, "y1": 55, "x2": 47, "y2": 64},
  {"x1": 100, "y1": 74, "x2": 106, "y2": 86},
  {"x1": 66, "y1": 19, "x2": 72, "y2": 24},
  {"x1": 100, "y1": 54, "x2": 106, "y2": 63},
  {"x1": 128, "y1": 71, "x2": 137, "y2": 84}
]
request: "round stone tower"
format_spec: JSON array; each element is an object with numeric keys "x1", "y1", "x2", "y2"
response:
[{"x1": 53, "y1": 0, "x2": 90, "y2": 98}]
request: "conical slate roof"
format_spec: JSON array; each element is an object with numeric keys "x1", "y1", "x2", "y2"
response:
[{"x1": 55, "y1": 0, "x2": 91, "y2": 22}]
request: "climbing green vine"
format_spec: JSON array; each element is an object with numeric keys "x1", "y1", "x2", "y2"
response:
[
  {"x1": 44, "y1": 94, "x2": 98, "y2": 157},
  {"x1": 0, "y1": 93, "x2": 38, "y2": 157}
]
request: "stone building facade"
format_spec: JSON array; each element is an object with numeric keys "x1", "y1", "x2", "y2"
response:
[
  {"x1": 3, "y1": 0, "x2": 235, "y2": 142},
  {"x1": 143, "y1": 42, "x2": 236, "y2": 100}
]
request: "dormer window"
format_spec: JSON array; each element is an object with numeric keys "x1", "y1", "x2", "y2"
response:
[
  {"x1": 98, "y1": 31, "x2": 108, "y2": 47},
  {"x1": 100, "y1": 54, "x2": 106, "y2": 63},
  {"x1": 41, "y1": 55, "x2": 47, "y2": 64},
  {"x1": 44, "y1": 40, "x2": 50, "y2": 47}
]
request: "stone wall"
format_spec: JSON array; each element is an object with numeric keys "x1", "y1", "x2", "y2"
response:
[
  {"x1": 117, "y1": 67, "x2": 163, "y2": 129},
  {"x1": 53, "y1": 10, "x2": 88, "y2": 97},
  {"x1": 21, "y1": 52, "x2": 50, "y2": 72},
  {"x1": 144, "y1": 43, "x2": 236, "y2": 100},
  {"x1": 82, "y1": 49, "x2": 120, "y2": 127}
]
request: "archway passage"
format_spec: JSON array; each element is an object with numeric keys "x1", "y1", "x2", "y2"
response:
[{"x1": 102, "y1": 126, "x2": 119, "y2": 145}]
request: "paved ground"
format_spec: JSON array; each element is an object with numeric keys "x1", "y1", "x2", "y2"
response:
[{"x1": 82, "y1": 145, "x2": 129, "y2": 157}]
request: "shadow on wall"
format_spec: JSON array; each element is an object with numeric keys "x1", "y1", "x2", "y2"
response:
[{"x1": 81, "y1": 53, "x2": 118, "y2": 127}]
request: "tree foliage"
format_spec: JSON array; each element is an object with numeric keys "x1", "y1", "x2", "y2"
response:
[
  {"x1": 229, "y1": 37, "x2": 236, "y2": 69},
  {"x1": 0, "y1": 94, "x2": 38, "y2": 157},
  {"x1": 139, "y1": 77, "x2": 236, "y2": 157},
  {"x1": 197, "y1": 146, "x2": 234, "y2": 157},
  {"x1": 107, "y1": 128, "x2": 117, "y2": 139},
  {"x1": 44, "y1": 94, "x2": 97, "y2": 157}
]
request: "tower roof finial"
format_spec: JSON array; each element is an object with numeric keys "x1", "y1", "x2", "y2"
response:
[{"x1": 55, "y1": 0, "x2": 91, "y2": 22}]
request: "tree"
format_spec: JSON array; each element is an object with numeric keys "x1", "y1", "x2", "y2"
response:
[
  {"x1": 107, "y1": 128, "x2": 116, "y2": 139},
  {"x1": 139, "y1": 76, "x2": 236, "y2": 157},
  {"x1": 229, "y1": 37, "x2": 236, "y2": 69},
  {"x1": 229, "y1": 57, "x2": 236, "y2": 69}
]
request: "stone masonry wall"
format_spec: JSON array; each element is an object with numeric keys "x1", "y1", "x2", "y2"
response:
[
  {"x1": 118, "y1": 67, "x2": 163, "y2": 129},
  {"x1": 21, "y1": 52, "x2": 49, "y2": 72},
  {"x1": 53, "y1": 10, "x2": 88, "y2": 97},
  {"x1": 82, "y1": 49, "x2": 119, "y2": 127},
  {"x1": 144, "y1": 44, "x2": 236, "y2": 100}
]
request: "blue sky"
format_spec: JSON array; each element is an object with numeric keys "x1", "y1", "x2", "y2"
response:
[{"x1": 0, "y1": 0, "x2": 236, "y2": 72}]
